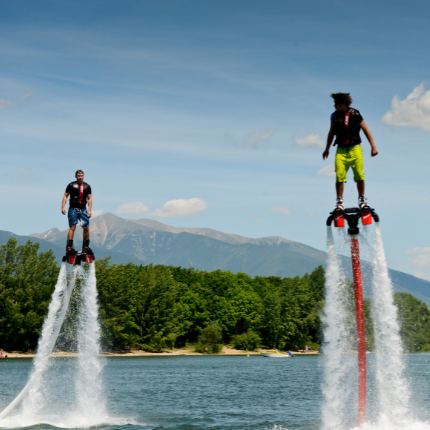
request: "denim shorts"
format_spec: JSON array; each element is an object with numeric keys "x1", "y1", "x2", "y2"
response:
[{"x1": 68, "y1": 208, "x2": 89, "y2": 228}]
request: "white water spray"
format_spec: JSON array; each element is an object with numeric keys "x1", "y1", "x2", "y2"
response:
[
  {"x1": 321, "y1": 222, "x2": 430, "y2": 430},
  {"x1": 0, "y1": 263, "x2": 70, "y2": 420},
  {"x1": 370, "y1": 223, "x2": 410, "y2": 424},
  {"x1": 76, "y1": 263, "x2": 106, "y2": 418},
  {"x1": 20, "y1": 265, "x2": 82, "y2": 418},
  {"x1": 322, "y1": 227, "x2": 357, "y2": 430},
  {"x1": 0, "y1": 262, "x2": 111, "y2": 428}
]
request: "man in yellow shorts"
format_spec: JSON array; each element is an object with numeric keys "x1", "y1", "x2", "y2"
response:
[{"x1": 322, "y1": 92, "x2": 378, "y2": 211}]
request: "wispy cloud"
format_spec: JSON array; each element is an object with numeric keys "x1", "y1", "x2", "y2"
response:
[
  {"x1": 414, "y1": 272, "x2": 430, "y2": 282},
  {"x1": 269, "y1": 205, "x2": 293, "y2": 216},
  {"x1": 18, "y1": 166, "x2": 30, "y2": 172},
  {"x1": 225, "y1": 129, "x2": 274, "y2": 149},
  {"x1": 115, "y1": 201, "x2": 150, "y2": 215},
  {"x1": 406, "y1": 246, "x2": 430, "y2": 268},
  {"x1": 92, "y1": 209, "x2": 104, "y2": 217},
  {"x1": 406, "y1": 247, "x2": 430, "y2": 254},
  {"x1": 317, "y1": 164, "x2": 336, "y2": 177},
  {"x1": 0, "y1": 92, "x2": 32, "y2": 110},
  {"x1": 382, "y1": 83, "x2": 430, "y2": 131},
  {"x1": 295, "y1": 133, "x2": 324, "y2": 148},
  {"x1": 150, "y1": 198, "x2": 209, "y2": 218}
]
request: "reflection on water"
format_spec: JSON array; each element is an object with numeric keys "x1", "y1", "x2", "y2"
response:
[{"x1": 0, "y1": 354, "x2": 429, "y2": 430}]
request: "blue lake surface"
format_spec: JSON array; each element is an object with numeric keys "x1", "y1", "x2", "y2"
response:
[{"x1": 1, "y1": 354, "x2": 430, "y2": 430}]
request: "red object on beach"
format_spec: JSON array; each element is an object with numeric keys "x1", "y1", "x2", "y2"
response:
[
  {"x1": 350, "y1": 237, "x2": 366, "y2": 426},
  {"x1": 333, "y1": 213, "x2": 345, "y2": 227}
]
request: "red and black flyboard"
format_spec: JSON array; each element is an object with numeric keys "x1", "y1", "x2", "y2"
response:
[
  {"x1": 62, "y1": 250, "x2": 95, "y2": 266},
  {"x1": 326, "y1": 206, "x2": 379, "y2": 427}
]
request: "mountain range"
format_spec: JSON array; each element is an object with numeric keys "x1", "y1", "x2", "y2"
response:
[{"x1": 1, "y1": 212, "x2": 428, "y2": 305}]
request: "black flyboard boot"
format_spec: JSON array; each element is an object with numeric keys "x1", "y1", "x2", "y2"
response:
[
  {"x1": 82, "y1": 239, "x2": 93, "y2": 255},
  {"x1": 66, "y1": 239, "x2": 76, "y2": 255}
]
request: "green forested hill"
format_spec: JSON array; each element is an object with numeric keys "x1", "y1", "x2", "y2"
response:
[{"x1": 1, "y1": 239, "x2": 429, "y2": 354}]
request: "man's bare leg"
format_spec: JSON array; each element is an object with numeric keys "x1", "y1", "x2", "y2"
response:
[
  {"x1": 67, "y1": 225, "x2": 76, "y2": 240},
  {"x1": 356, "y1": 180, "x2": 365, "y2": 196},
  {"x1": 336, "y1": 182, "x2": 344, "y2": 199},
  {"x1": 82, "y1": 226, "x2": 93, "y2": 253}
]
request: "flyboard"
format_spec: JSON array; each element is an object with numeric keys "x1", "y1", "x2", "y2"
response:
[
  {"x1": 326, "y1": 206, "x2": 379, "y2": 427},
  {"x1": 62, "y1": 247, "x2": 95, "y2": 265},
  {"x1": 0, "y1": 248, "x2": 95, "y2": 420}
]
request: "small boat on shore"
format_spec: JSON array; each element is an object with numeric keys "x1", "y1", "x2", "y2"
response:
[{"x1": 261, "y1": 349, "x2": 293, "y2": 358}]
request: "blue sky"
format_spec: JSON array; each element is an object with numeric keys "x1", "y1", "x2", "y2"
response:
[{"x1": 1, "y1": 0, "x2": 430, "y2": 279}]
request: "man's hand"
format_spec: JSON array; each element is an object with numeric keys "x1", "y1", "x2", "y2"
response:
[
  {"x1": 88, "y1": 211, "x2": 92, "y2": 218},
  {"x1": 371, "y1": 147, "x2": 378, "y2": 157},
  {"x1": 322, "y1": 149, "x2": 330, "y2": 160},
  {"x1": 62, "y1": 208, "x2": 66, "y2": 215}
]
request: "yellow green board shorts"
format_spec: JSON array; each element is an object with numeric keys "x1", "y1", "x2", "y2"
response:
[{"x1": 335, "y1": 145, "x2": 365, "y2": 183}]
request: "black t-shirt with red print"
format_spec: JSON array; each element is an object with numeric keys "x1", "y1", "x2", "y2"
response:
[{"x1": 66, "y1": 181, "x2": 92, "y2": 209}]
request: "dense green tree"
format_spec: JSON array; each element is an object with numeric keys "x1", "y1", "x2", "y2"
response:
[
  {"x1": 394, "y1": 292, "x2": 430, "y2": 352},
  {"x1": 0, "y1": 239, "x2": 59, "y2": 351},
  {"x1": 2, "y1": 243, "x2": 430, "y2": 356},
  {"x1": 195, "y1": 321, "x2": 223, "y2": 353},
  {"x1": 231, "y1": 330, "x2": 262, "y2": 351}
]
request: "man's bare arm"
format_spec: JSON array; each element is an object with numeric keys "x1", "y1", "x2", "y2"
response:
[
  {"x1": 87, "y1": 194, "x2": 92, "y2": 218},
  {"x1": 62, "y1": 193, "x2": 69, "y2": 215},
  {"x1": 360, "y1": 121, "x2": 378, "y2": 157},
  {"x1": 323, "y1": 123, "x2": 335, "y2": 160}
]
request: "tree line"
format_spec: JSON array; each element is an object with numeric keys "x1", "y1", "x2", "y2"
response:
[{"x1": 0, "y1": 239, "x2": 429, "y2": 353}]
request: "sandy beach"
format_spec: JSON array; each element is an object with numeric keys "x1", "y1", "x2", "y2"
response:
[{"x1": 0, "y1": 346, "x2": 319, "y2": 358}]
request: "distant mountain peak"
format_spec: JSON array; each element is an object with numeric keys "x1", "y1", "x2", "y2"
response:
[
  {"x1": 15, "y1": 212, "x2": 430, "y2": 305},
  {"x1": 30, "y1": 228, "x2": 61, "y2": 240}
]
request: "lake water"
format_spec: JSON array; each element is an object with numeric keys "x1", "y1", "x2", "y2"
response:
[{"x1": 1, "y1": 354, "x2": 430, "y2": 430}]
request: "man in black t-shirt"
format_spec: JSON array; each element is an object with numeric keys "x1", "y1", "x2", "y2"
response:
[{"x1": 61, "y1": 170, "x2": 93, "y2": 254}]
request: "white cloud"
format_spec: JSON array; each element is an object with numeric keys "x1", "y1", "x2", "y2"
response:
[
  {"x1": 414, "y1": 273, "x2": 430, "y2": 282},
  {"x1": 115, "y1": 201, "x2": 150, "y2": 215},
  {"x1": 242, "y1": 130, "x2": 274, "y2": 148},
  {"x1": 0, "y1": 99, "x2": 17, "y2": 109},
  {"x1": 150, "y1": 198, "x2": 209, "y2": 218},
  {"x1": 269, "y1": 205, "x2": 293, "y2": 216},
  {"x1": 18, "y1": 167, "x2": 30, "y2": 172},
  {"x1": 92, "y1": 209, "x2": 104, "y2": 217},
  {"x1": 225, "y1": 129, "x2": 274, "y2": 149},
  {"x1": 381, "y1": 83, "x2": 430, "y2": 131},
  {"x1": 405, "y1": 246, "x2": 430, "y2": 254},
  {"x1": 318, "y1": 164, "x2": 336, "y2": 177},
  {"x1": 406, "y1": 247, "x2": 430, "y2": 268},
  {"x1": 0, "y1": 92, "x2": 32, "y2": 110},
  {"x1": 295, "y1": 133, "x2": 324, "y2": 148}
]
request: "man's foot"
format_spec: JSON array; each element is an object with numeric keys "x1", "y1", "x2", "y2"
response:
[
  {"x1": 66, "y1": 240, "x2": 76, "y2": 255},
  {"x1": 358, "y1": 195, "x2": 370, "y2": 210},
  {"x1": 334, "y1": 197, "x2": 344, "y2": 212},
  {"x1": 83, "y1": 239, "x2": 93, "y2": 255}
]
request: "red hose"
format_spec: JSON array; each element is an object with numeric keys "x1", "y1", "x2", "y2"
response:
[{"x1": 350, "y1": 238, "x2": 366, "y2": 426}]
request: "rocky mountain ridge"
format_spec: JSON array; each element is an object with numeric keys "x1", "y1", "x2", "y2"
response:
[{"x1": 19, "y1": 213, "x2": 430, "y2": 305}]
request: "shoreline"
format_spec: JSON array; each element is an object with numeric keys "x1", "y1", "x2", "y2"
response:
[{"x1": 0, "y1": 347, "x2": 319, "y2": 359}]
